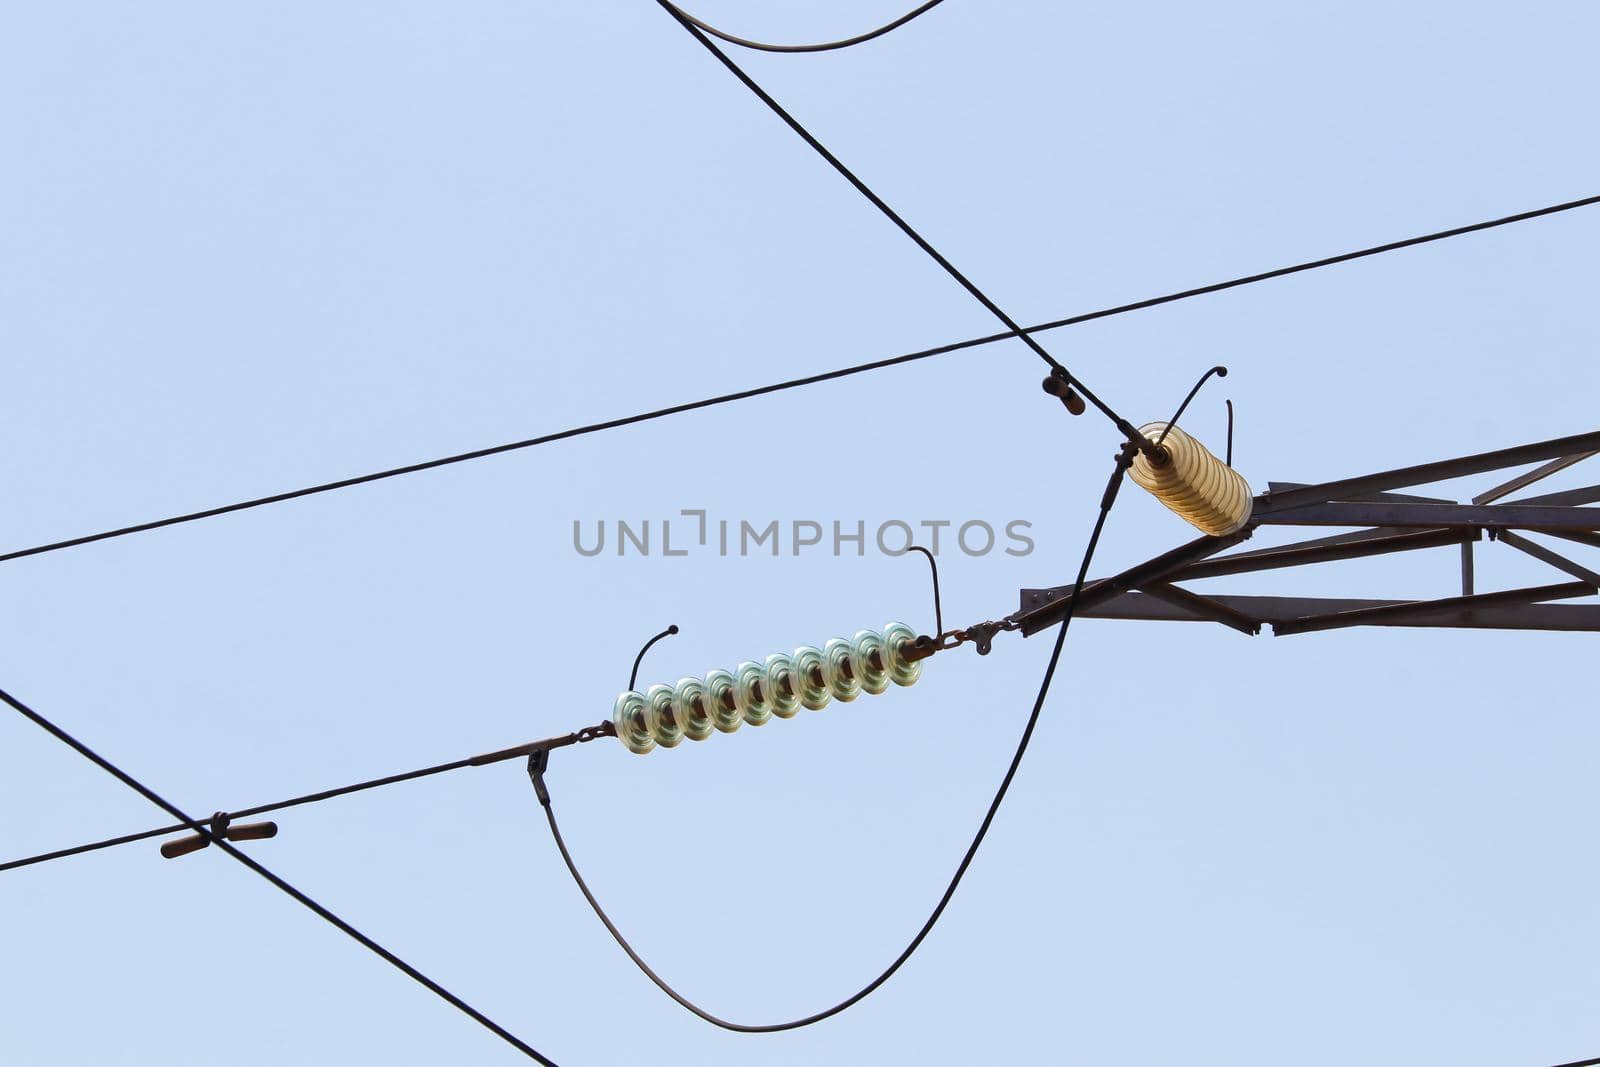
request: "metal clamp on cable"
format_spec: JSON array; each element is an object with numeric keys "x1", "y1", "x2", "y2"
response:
[
  {"x1": 525, "y1": 721, "x2": 614, "y2": 807},
  {"x1": 527, "y1": 750, "x2": 552, "y2": 808},
  {"x1": 1041, "y1": 370, "x2": 1086, "y2": 415},
  {"x1": 159, "y1": 810, "x2": 278, "y2": 860},
  {"x1": 1043, "y1": 371, "x2": 1172, "y2": 464},
  {"x1": 522, "y1": 717, "x2": 621, "y2": 806}
]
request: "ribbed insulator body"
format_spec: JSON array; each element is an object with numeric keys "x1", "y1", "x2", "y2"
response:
[
  {"x1": 612, "y1": 622, "x2": 924, "y2": 755},
  {"x1": 1127, "y1": 422, "x2": 1253, "y2": 536}
]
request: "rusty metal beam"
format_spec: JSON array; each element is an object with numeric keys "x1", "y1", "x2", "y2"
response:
[
  {"x1": 1265, "y1": 482, "x2": 1455, "y2": 504},
  {"x1": 1254, "y1": 500, "x2": 1600, "y2": 532},
  {"x1": 1271, "y1": 581, "x2": 1594, "y2": 637},
  {"x1": 1257, "y1": 430, "x2": 1600, "y2": 514},
  {"x1": 1011, "y1": 529, "x2": 1251, "y2": 636},
  {"x1": 1136, "y1": 582, "x2": 1261, "y2": 635},
  {"x1": 1178, "y1": 527, "x2": 1470, "y2": 581},
  {"x1": 1077, "y1": 592, "x2": 1600, "y2": 633},
  {"x1": 1473, "y1": 451, "x2": 1598, "y2": 504},
  {"x1": 1496, "y1": 531, "x2": 1600, "y2": 586}
]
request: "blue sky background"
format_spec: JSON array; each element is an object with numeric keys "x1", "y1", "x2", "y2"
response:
[{"x1": 3, "y1": 2, "x2": 1599, "y2": 1064}]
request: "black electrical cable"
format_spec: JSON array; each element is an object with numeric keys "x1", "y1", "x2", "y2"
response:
[
  {"x1": 2, "y1": 193, "x2": 1593, "y2": 570},
  {"x1": 0, "y1": 344, "x2": 963, "y2": 566},
  {"x1": 0, "y1": 546, "x2": 966, "y2": 880},
  {"x1": 653, "y1": 0, "x2": 1154, "y2": 444},
  {"x1": 2, "y1": 725, "x2": 613, "y2": 873},
  {"x1": 663, "y1": 0, "x2": 950, "y2": 53},
  {"x1": 1020, "y1": 193, "x2": 1600, "y2": 338},
  {"x1": 535, "y1": 449, "x2": 1134, "y2": 1032},
  {"x1": 208, "y1": 840, "x2": 559, "y2": 1066},
  {"x1": 2, "y1": 822, "x2": 181, "y2": 872},
  {"x1": 0, "y1": 684, "x2": 559, "y2": 1065},
  {"x1": 0, "y1": 754, "x2": 484, "y2": 872},
  {"x1": 1153, "y1": 365, "x2": 1228, "y2": 450}
]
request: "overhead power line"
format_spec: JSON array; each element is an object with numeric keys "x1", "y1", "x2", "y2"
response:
[
  {"x1": 2, "y1": 723, "x2": 614, "y2": 874},
  {"x1": 0, "y1": 349, "x2": 952, "y2": 565},
  {"x1": 1, "y1": 192, "x2": 1592, "y2": 570},
  {"x1": 0, "y1": 684, "x2": 559, "y2": 1066},
  {"x1": 662, "y1": 0, "x2": 951, "y2": 53},
  {"x1": 2, "y1": 461, "x2": 1132, "y2": 1037},
  {"x1": 5, "y1": 0, "x2": 1594, "y2": 1055},
  {"x1": 1019, "y1": 192, "x2": 1600, "y2": 336},
  {"x1": 654, "y1": 0, "x2": 1148, "y2": 443},
  {"x1": 539, "y1": 446, "x2": 1134, "y2": 1031}
]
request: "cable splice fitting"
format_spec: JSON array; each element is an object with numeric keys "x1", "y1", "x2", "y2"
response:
[
  {"x1": 1044, "y1": 373, "x2": 1166, "y2": 463},
  {"x1": 159, "y1": 810, "x2": 279, "y2": 860},
  {"x1": 1041, "y1": 371, "x2": 1086, "y2": 415}
]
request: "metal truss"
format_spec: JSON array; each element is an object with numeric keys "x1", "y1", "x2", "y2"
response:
[{"x1": 1014, "y1": 429, "x2": 1600, "y2": 637}]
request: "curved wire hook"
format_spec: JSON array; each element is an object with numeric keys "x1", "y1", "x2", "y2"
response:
[
  {"x1": 1153, "y1": 365, "x2": 1229, "y2": 449},
  {"x1": 629, "y1": 624, "x2": 680, "y2": 691},
  {"x1": 905, "y1": 545, "x2": 943, "y2": 637},
  {"x1": 663, "y1": 0, "x2": 950, "y2": 54},
  {"x1": 1225, "y1": 398, "x2": 1235, "y2": 467}
]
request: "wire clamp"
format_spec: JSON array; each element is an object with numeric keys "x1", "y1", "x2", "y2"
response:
[
  {"x1": 527, "y1": 750, "x2": 552, "y2": 808},
  {"x1": 158, "y1": 810, "x2": 279, "y2": 860},
  {"x1": 1041, "y1": 370, "x2": 1086, "y2": 416}
]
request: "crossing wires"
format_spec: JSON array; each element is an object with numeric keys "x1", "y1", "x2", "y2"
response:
[
  {"x1": 4, "y1": 1, "x2": 1600, "y2": 1062},
  {"x1": 1, "y1": 193, "x2": 1592, "y2": 569},
  {"x1": 0, "y1": 685, "x2": 560, "y2": 1065},
  {"x1": 653, "y1": 0, "x2": 1148, "y2": 447}
]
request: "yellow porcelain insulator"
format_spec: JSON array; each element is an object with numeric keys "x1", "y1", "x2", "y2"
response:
[{"x1": 1127, "y1": 422, "x2": 1253, "y2": 536}]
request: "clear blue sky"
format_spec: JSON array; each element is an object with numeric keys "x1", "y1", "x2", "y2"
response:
[{"x1": 3, "y1": 2, "x2": 1599, "y2": 1064}]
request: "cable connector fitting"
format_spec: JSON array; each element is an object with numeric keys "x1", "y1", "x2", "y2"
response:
[
  {"x1": 1041, "y1": 371, "x2": 1086, "y2": 415},
  {"x1": 575, "y1": 721, "x2": 617, "y2": 744},
  {"x1": 159, "y1": 811, "x2": 279, "y2": 860},
  {"x1": 903, "y1": 619, "x2": 1014, "y2": 661},
  {"x1": 527, "y1": 750, "x2": 552, "y2": 808}
]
